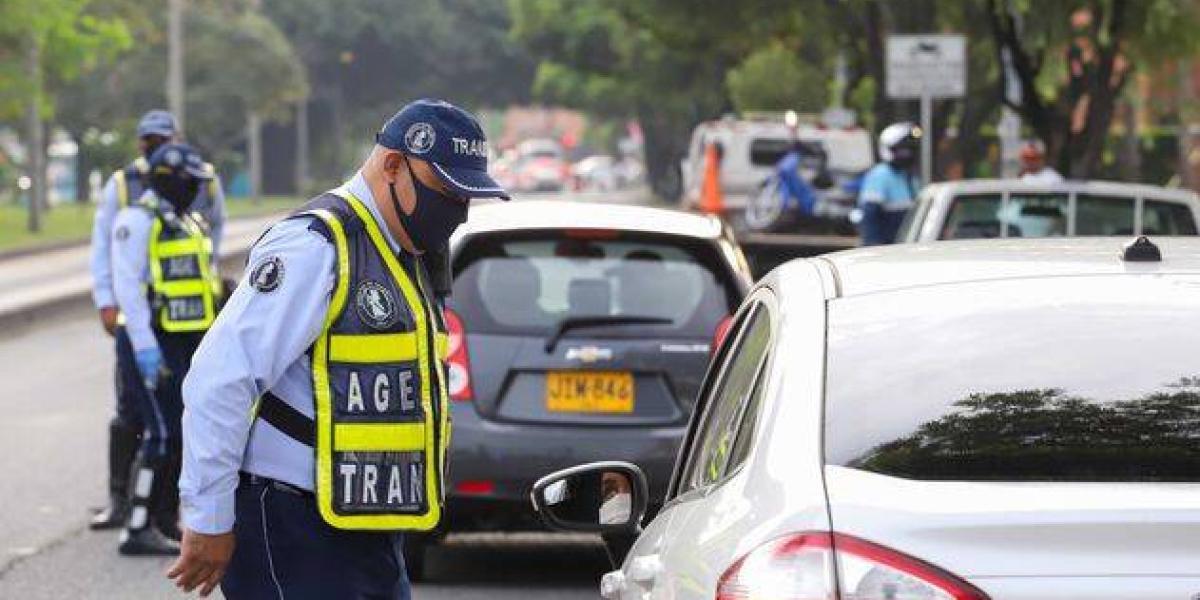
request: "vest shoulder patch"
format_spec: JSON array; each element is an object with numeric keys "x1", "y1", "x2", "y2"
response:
[{"x1": 249, "y1": 255, "x2": 285, "y2": 293}]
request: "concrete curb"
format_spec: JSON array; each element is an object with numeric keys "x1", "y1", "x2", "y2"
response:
[{"x1": 0, "y1": 250, "x2": 253, "y2": 340}]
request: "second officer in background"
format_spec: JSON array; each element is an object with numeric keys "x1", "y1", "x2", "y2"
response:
[
  {"x1": 88, "y1": 110, "x2": 226, "y2": 530},
  {"x1": 111, "y1": 143, "x2": 224, "y2": 555}
]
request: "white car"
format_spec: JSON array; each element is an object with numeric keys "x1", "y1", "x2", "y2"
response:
[
  {"x1": 899, "y1": 179, "x2": 1200, "y2": 242},
  {"x1": 532, "y1": 236, "x2": 1200, "y2": 600}
]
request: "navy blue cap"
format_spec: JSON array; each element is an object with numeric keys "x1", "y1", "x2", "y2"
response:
[
  {"x1": 137, "y1": 110, "x2": 177, "y2": 138},
  {"x1": 148, "y1": 143, "x2": 212, "y2": 181},
  {"x1": 376, "y1": 98, "x2": 510, "y2": 200}
]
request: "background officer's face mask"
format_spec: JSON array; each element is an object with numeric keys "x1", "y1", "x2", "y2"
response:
[{"x1": 389, "y1": 154, "x2": 469, "y2": 253}]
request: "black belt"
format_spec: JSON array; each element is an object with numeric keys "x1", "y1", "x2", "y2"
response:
[
  {"x1": 240, "y1": 472, "x2": 313, "y2": 497},
  {"x1": 257, "y1": 392, "x2": 315, "y2": 447}
]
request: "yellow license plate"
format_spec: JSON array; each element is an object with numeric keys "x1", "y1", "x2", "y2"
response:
[{"x1": 546, "y1": 371, "x2": 635, "y2": 414}]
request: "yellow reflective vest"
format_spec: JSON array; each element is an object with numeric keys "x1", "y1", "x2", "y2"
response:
[
  {"x1": 139, "y1": 197, "x2": 221, "y2": 332},
  {"x1": 259, "y1": 188, "x2": 450, "y2": 531}
]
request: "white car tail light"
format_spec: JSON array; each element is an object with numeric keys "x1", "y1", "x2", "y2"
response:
[
  {"x1": 716, "y1": 532, "x2": 988, "y2": 600},
  {"x1": 444, "y1": 308, "x2": 472, "y2": 401}
]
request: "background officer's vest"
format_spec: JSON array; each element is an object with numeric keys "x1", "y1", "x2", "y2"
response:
[
  {"x1": 114, "y1": 158, "x2": 150, "y2": 209},
  {"x1": 116, "y1": 157, "x2": 219, "y2": 217},
  {"x1": 137, "y1": 196, "x2": 220, "y2": 332},
  {"x1": 260, "y1": 188, "x2": 450, "y2": 531}
]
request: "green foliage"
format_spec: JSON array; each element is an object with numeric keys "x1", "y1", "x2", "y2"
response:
[
  {"x1": 0, "y1": 0, "x2": 131, "y2": 120},
  {"x1": 726, "y1": 43, "x2": 827, "y2": 113}
]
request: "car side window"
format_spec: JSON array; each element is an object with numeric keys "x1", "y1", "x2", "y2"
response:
[
  {"x1": 940, "y1": 194, "x2": 1003, "y2": 239},
  {"x1": 680, "y1": 307, "x2": 772, "y2": 493},
  {"x1": 1076, "y1": 194, "x2": 1135, "y2": 236},
  {"x1": 1142, "y1": 200, "x2": 1198, "y2": 235}
]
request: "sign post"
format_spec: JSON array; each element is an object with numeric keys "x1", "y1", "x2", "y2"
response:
[{"x1": 886, "y1": 34, "x2": 967, "y2": 185}]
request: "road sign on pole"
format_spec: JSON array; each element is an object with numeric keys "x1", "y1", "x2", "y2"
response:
[{"x1": 886, "y1": 34, "x2": 967, "y2": 185}]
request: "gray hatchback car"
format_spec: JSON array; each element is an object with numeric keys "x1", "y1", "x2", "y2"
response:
[{"x1": 402, "y1": 200, "x2": 752, "y2": 579}]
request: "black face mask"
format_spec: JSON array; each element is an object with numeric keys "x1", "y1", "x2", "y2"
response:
[
  {"x1": 889, "y1": 144, "x2": 918, "y2": 170},
  {"x1": 389, "y1": 155, "x2": 468, "y2": 253},
  {"x1": 152, "y1": 175, "x2": 200, "y2": 214}
]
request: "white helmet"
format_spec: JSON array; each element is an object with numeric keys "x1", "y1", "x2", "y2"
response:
[{"x1": 878, "y1": 122, "x2": 922, "y2": 164}]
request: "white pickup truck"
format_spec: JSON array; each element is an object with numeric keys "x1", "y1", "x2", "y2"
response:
[{"x1": 897, "y1": 179, "x2": 1200, "y2": 242}]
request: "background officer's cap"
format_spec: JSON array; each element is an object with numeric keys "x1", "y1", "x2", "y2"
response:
[
  {"x1": 376, "y1": 98, "x2": 510, "y2": 200},
  {"x1": 148, "y1": 143, "x2": 212, "y2": 181},
  {"x1": 137, "y1": 110, "x2": 177, "y2": 139}
]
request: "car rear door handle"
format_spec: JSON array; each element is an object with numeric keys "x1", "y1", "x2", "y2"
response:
[{"x1": 628, "y1": 554, "x2": 664, "y2": 584}]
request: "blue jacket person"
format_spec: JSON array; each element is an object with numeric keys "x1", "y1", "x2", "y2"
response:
[{"x1": 168, "y1": 99, "x2": 509, "y2": 598}]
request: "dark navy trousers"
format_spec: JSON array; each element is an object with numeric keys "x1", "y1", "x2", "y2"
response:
[
  {"x1": 222, "y1": 476, "x2": 412, "y2": 600},
  {"x1": 135, "y1": 331, "x2": 204, "y2": 465},
  {"x1": 113, "y1": 326, "x2": 146, "y2": 432}
]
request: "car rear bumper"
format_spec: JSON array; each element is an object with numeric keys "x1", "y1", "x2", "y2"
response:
[{"x1": 443, "y1": 409, "x2": 685, "y2": 531}]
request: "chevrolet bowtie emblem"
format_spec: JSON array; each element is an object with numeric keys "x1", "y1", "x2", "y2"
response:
[{"x1": 564, "y1": 346, "x2": 613, "y2": 363}]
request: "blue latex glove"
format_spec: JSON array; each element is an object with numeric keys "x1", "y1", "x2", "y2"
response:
[{"x1": 135, "y1": 348, "x2": 163, "y2": 391}]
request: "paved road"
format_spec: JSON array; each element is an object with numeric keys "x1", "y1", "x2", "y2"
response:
[{"x1": 0, "y1": 189, "x2": 664, "y2": 598}]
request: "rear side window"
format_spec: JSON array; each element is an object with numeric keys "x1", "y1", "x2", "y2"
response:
[
  {"x1": 1004, "y1": 193, "x2": 1069, "y2": 237},
  {"x1": 1077, "y1": 194, "x2": 1135, "y2": 235},
  {"x1": 1143, "y1": 200, "x2": 1198, "y2": 235},
  {"x1": 825, "y1": 277, "x2": 1200, "y2": 482},
  {"x1": 452, "y1": 231, "x2": 736, "y2": 339},
  {"x1": 940, "y1": 194, "x2": 1002, "y2": 239}
]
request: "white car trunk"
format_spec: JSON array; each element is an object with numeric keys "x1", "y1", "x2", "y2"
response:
[{"x1": 825, "y1": 466, "x2": 1200, "y2": 596}]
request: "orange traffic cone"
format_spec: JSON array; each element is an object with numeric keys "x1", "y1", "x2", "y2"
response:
[{"x1": 698, "y1": 142, "x2": 724, "y2": 215}]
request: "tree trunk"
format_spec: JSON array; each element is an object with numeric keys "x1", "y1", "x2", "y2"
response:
[
  {"x1": 248, "y1": 112, "x2": 262, "y2": 204},
  {"x1": 168, "y1": 0, "x2": 186, "y2": 136},
  {"x1": 74, "y1": 130, "x2": 90, "y2": 204},
  {"x1": 1178, "y1": 60, "x2": 1194, "y2": 190},
  {"x1": 1118, "y1": 99, "x2": 1141, "y2": 182},
  {"x1": 26, "y1": 34, "x2": 45, "y2": 233},
  {"x1": 636, "y1": 107, "x2": 686, "y2": 202},
  {"x1": 294, "y1": 98, "x2": 310, "y2": 195},
  {"x1": 865, "y1": 0, "x2": 892, "y2": 134}
]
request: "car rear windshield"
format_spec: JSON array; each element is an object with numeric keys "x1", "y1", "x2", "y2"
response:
[
  {"x1": 825, "y1": 276, "x2": 1200, "y2": 482},
  {"x1": 452, "y1": 230, "x2": 737, "y2": 339}
]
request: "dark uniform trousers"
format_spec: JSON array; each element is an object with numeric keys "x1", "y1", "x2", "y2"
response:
[
  {"x1": 222, "y1": 475, "x2": 412, "y2": 600},
  {"x1": 113, "y1": 325, "x2": 146, "y2": 443}
]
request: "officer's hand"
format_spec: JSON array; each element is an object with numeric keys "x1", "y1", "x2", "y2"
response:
[
  {"x1": 134, "y1": 348, "x2": 163, "y2": 391},
  {"x1": 167, "y1": 528, "x2": 235, "y2": 597},
  {"x1": 98, "y1": 307, "x2": 119, "y2": 336}
]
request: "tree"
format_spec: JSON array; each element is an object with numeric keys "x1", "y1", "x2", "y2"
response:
[
  {"x1": 0, "y1": 0, "x2": 129, "y2": 230},
  {"x1": 986, "y1": 0, "x2": 1200, "y2": 177},
  {"x1": 726, "y1": 43, "x2": 827, "y2": 114},
  {"x1": 510, "y1": 0, "x2": 731, "y2": 199}
]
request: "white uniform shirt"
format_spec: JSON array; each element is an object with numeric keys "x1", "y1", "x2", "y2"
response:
[
  {"x1": 109, "y1": 196, "x2": 159, "y2": 352},
  {"x1": 1020, "y1": 167, "x2": 1065, "y2": 185},
  {"x1": 90, "y1": 165, "x2": 225, "y2": 309},
  {"x1": 179, "y1": 173, "x2": 404, "y2": 535}
]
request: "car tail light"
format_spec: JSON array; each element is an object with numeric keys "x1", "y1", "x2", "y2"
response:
[
  {"x1": 716, "y1": 532, "x2": 988, "y2": 600},
  {"x1": 454, "y1": 480, "x2": 495, "y2": 496},
  {"x1": 444, "y1": 308, "x2": 473, "y2": 401},
  {"x1": 712, "y1": 315, "x2": 734, "y2": 354}
]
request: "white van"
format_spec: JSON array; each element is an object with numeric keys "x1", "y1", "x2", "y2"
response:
[{"x1": 679, "y1": 116, "x2": 873, "y2": 224}]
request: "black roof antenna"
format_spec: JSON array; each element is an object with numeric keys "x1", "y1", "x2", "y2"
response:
[{"x1": 1122, "y1": 236, "x2": 1162, "y2": 262}]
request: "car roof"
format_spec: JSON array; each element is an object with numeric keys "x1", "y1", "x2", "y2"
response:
[
  {"x1": 921, "y1": 179, "x2": 1200, "y2": 204},
  {"x1": 794, "y1": 237, "x2": 1200, "y2": 298},
  {"x1": 454, "y1": 200, "x2": 725, "y2": 240}
]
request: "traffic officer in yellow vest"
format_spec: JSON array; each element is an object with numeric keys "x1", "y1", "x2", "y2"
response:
[
  {"x1": 88, "y1": 110, "x2": 225, "y2": 530},
  {"x1": 169, "y1": 99, "x2": 508, "y2": 598},
  {"x1": 111, "y1": 142, "x2": 223, "y2": 555}
]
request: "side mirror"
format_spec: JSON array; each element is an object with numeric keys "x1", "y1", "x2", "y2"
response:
[{"x1": 530, "y1": 461, "x2": 649, "y2": 534}]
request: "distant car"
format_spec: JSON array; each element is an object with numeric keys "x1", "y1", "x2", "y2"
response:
[
  {"x1": 679, "y1": 115, "x2": 873, "y2": 226},
  {"x1": 532, "y1": 236, "x2": 1200, "y2": 600},
  {"x1": 401, "y1": 201, "x2": 753, "y2": 580},
  {"x1": 898, "y1": 179, "x2": 1200, "y2": 242},
  {"x1": 513, "y1": 138, "x2": 570, "y2": 192},
  {"x1": 571, "y1": 154, "x2": 618, "y2": 191}
]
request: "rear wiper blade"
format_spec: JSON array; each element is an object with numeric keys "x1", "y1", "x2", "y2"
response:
[{"x1": 544, "y1": 315, "x2": 673, "y2": 352}]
